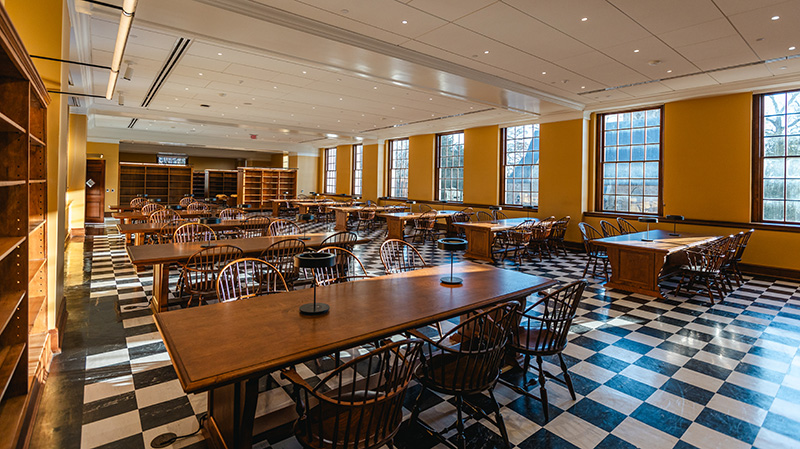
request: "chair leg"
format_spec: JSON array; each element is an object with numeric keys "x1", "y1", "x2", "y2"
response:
[
  {"x1": 582, "y1": 256, "x2": 592, "y2": 278},
  {"x1": 559, "y1": 353, "x2": 576, "y2": 400},
  {"x1": 455, "y1": 395, "x2": 466, "y2": 449},
  {"x1": 409, "y1": 385, "x2": 425, "y2": 426},
  {"x1": 489, "y1": 389, "x2": 511, "y2": 449},
  {"x1": 536, "y1": 355, "x2": 549, "y2": 422}
]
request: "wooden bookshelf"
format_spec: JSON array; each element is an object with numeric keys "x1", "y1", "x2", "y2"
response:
[
  {"x1": 0, "y1": 3, "x2": 51, "y2": 447},
  {"x1": 236, "y1": 167, "x2": 297, "y2": 207},
  {"x1": 118, "y1": 163, "x2": 193, "y2": 205},
  {"x1": 192, "y1": 171, "x2": 205, "y2": 199},
  {"x1": 206, "y1": 169, "x2": 237, "y2": 199}
]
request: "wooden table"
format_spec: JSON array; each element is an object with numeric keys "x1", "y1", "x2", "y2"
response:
[
  {"x1": 594, "y1": 230, "x2": 718, "y2": 298},
  {"x1": 455, "y1": 218, "x2": 534, "y2": 261},
  {"x1": 126, "y1": 232, "x2": 370, "y2": 313},
  {"x1": 112, "y1": 210, "x2": 212, "y2": 225},
  {"x1": 117, "y1": 219, "x2": 262, "y2": 246},
  {"x1": 154, "y1": 262, "x2": 555, "y2": 449},
  {"x1": 332, "y1": 205, "x2": 408, "y2": 231},
  {"x1": 377, "y1": 210, "x2": 461, "y2": 240}
]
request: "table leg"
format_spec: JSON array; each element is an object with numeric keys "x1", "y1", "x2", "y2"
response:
[
  {"x1": 604, "y1": 246, "x2": 667, "y2": 299},
  {"x1": 385, "y1": 216, "x2": 405, "y2": 240},
  {"x1": 150, "y1": 263, "x2": 171, "y2": 313},
  {"x1": 334, "y1": 210, "x2": 348, "y2": 231},
  {"x1": 272, "y1": 202, "x2": 280, "y2": 216},
  {"x1": 205, "y1": 377, "x2": 259, "y2": 449}
]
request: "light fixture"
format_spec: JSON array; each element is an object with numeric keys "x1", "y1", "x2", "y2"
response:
[
  {"x1": 791, "y1": 46, "x2": 797, "y2": 51},
  {"x1": 118, "y1": 93, "x2": 124, "y2": 106},
  {"x1": 484, "y1": 50, "x2": 489, "y2": 54},
  {"x1": 105, "y1": 0, "x2": 137, "y2": 100},
  {"x1": 402, "y1": 20, "x2": 408, "y2": 24},
  {"x1": 772, "y1": 15, "x2": 780, "y2": 20},
  {"x1": 634, "y1": 49, "x2": 640, "y2": 53},
  {"x1": 581, "y1": 17, "x2": 588, "y2": 21},
  {"x1": 122, "y1": 64, "x2": 134, "y2": 80},
  {"x1": 541, "y1": 71, "x2": 546, "y2": 75}
]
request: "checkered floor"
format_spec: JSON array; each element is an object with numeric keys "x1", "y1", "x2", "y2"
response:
[{"x1": 29, "y1": 219, "x2": 800, "y2": 449}]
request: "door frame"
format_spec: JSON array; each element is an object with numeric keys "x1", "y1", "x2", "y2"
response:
[{"x1": 85, "y1": 158, "x2": 106, "y2": 224}]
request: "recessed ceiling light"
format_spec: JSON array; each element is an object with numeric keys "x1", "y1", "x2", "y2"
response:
[
  {"x1": 581, "y1": 86, "x2": 586, "y2": 89},
  {"x1": 339, "y1": 97, "x2": 343, "y2": 100},
  {"x1": 302, "y1": 71, "x2": 307, "y2": 74},
  {"x1": 667, "y1": 69, "x2": 673, "y2": 73},
  {"x1": 484, "y1": 50, "x2": 489, "y2": 54},
  {"x1": 402, "y1": 20, "x2": 408, "y2": 24},
  {"x1": 780, "y1": 66, "x2": 787, "y2": 70},
  {"x1": 185, "y1": 87, "x2": 189, "y2": 90},
  {"x1": 790, "y1": 46, "x2": 797, "y2": 51},
  {"x1": 198, "y1": 72, "x2": 203, "y2": 76},
  {"x1": 326, "y1": 133, "x2": 338, "y2": 138},
  {"x1": 273, "y1": 86, "x2": 277, "y2": 89},
  {"x1": 429, "y1": 97, "x2": 433, "y2": 100},
  {"x1": 772, "y1": 15, "x2": 780, "y2": 20},
  {"x1": 581, "y1": 17, "x2": 588, "y2": 22},
  {"x1": 217, "y1": 52, "x2": 223, "y2": 56},
  {"x1": 634, "y1": 49, "x2": 639, "y2": 53},
  {"x1": 541, "y1": 71, "x2": 546, "y2": 75},
  {"x1": 174, "y1": 97, "x2": 178, "y2": 100},
  {"x1": 373, "y1": 86, "x2": 378, "y2": 89}
]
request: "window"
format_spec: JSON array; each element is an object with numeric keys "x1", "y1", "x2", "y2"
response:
[
  {"x1": 436, "y1": 132, "x2": 464, "y2": 202},
  {"x1": 756, "y1": 90, "x2": 800, "y2": 223},
  {"x1": 324, "y1": 147, "x2": 336, "y2": 194},
  {"x1": 502, "y1": 124, "x2": 539, "y2": 206},
  {"x1": 388, "y1": 139, "x2": 409, "y2": 198},
  {"x1": 598, "y1": 107, "x2": 663, "y2": 214},
  {"x1": 352, "y1": 144, "x2": 363, "y2": 196}
]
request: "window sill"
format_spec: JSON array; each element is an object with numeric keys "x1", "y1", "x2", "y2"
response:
[{"x1": 583, "y1": 211, "x2": 800, "y2": 234}]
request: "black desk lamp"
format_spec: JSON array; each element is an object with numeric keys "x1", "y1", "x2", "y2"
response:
[
  {"x1": 638, "y1": 217, "x2": 658, "y2": 242},
  {"x1": 295, "y1": 252, "x2": 335, "y2": 315},
  {"x1": 665, "y1": 215, "x2": 684, "y2": 236},
  {"x1": 437, "y1": 238, "x2": 468, "y2": 285},
  {"x1": 296, "y1": 213, "x2": 315, "y2": 240}
]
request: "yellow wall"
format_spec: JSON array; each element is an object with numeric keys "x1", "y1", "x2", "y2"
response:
[
  {"x1": 464, "y1": 125, "x2": 500, "y2": 205},
  {"x1": 67, "y1": 114, "x2": 87, "y2": 232},
  {"x1": 87, "y1": 142, "x2": 120, "y2": 212},
  {"x1": 336, "y1": 144, "x2": 352, "y2": 195},
  {"x1": 361, "y1": 143, "x2": 383, "y2": 202},
  {"x1": 289, "y1": 155, "x2": 319, "y2": 195},
  {"x1": 408, "y1": 134, "x2": 435, "y2": 201}
]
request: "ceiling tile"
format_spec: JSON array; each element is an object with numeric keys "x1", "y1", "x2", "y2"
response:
[
  {"x1": 675, "y1": 35, "x2": 759, "y2": 71},
  {"x1": 607, "y1": 0, "x2": 723, "y2": 35},
  {"x1": 406, "y1": 0, "x2": 497, "y2": 22}
]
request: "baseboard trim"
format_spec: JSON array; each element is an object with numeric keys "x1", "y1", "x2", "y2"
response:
[
  {"x1": 53, "y1": 296, "x2": 68, "y2": 353},
  {"x1": 739, "y1": 263, "x2": 800, "y2": 282},
  {"x1": 69, "y1": 227, "x2": 85, "y2": 237}
]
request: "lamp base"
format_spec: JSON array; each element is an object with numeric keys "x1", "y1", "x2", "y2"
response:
[
  {"x1": 440, "y1": 276, "x2": 463, "y2": 285},
  {"x1": 668, "y1": 233, "x2": 680, "y2": 236},
  {"x1": 298, "y1": 237, "x2": 311, "y2": 240},
  {"x1": 300, "y1": 303, "x2": 329, "y2": 315},
  {"x1": 641, "y1": 237, "x2": 654, "y2": 242}
]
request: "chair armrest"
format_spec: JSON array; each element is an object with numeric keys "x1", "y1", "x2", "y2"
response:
[{"x1": 280, "y1": 367, "x2": 313, "y2": 391}]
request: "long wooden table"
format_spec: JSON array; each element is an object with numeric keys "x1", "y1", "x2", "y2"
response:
[
  {"x1": 154, "y1": 262, "x2": 555, "y2": 449},
  {"x1": 332, "y1": 205, "x2": 408, "y2": 231},
  {"x1": 594, "y1": 230, "x2": 718, "y2": 298},
  {"x1": 126, "y1": 232, "x2": 370, "y2": 313},
  {"x1": 377, "y1": 210, "x2": 461, "y2": 240},
  {"x1": 117, "y1": 219, "x2": 278, "y2": 246},
  {"x1": 455, "y1": 218, "x2": 534, "y2": 261},
  {"x1": 112, "y1": 210, "x2": 212, "y2": 225}
]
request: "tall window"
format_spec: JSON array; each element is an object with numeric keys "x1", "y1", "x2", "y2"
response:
[
  {"x1": 757, "y1": 90, "x2": 800, "y2": 223},
  {"x1": 436, "y1": 132, "x2": 464, "y2": 202},
  {"x1": 324, "y1": 147, "x2": 336, "y2": 194},
  {"x1": 598, "y1": 107, "x2": 663, "y2": 214},
  {"x1": 352, "y1": 144, "x2": 363, "y2": 196},
  {"x1": 388, "y1": 139, "x2": 409, "y2": 198},
  {"x1": 502, "y1": 124, "x2": 539, "y2": 206}
]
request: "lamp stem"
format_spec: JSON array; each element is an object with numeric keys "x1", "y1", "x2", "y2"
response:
[
  {"x1": 450, "y1": 251, "x2": 454, "y2": 282},
  {"x1": 312, "y1": 271, "x2": 317, "y2": 308}
]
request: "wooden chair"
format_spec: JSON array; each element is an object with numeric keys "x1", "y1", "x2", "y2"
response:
[
  {"x1": 500, "y1": 279, "x2": 587, "y2": 422},
  {"x1": 130, "y1": 197, "x2": 148, "y2": 208},
  {"x1": 260, "y1": 239, "x2": 306, "y2": 290},
  {"x1": 380, "y1": 239, "x2": 427, "y2": 274},
  {"x1": 616, "y1": 217, "x2": 637, "y2": 234},
  {"x1": 157, "y1": 220, "x2": 185, "y2": 244},
  {"x1": 179, "y1": 196, "x2": 195, "y2": 208},
  {"x1": 449, "y1": 209, "x2": 472, "y2": 238},
  {"x1": 578, "y1": 222, "x2": 608, "y2": 280},
  {"x1": 313, "y1": 247, "x2": 370, "y2": 286},
  {"x1": 726, "y1": 228, "x2": 754, "y2": 286},
  {"x1": 186, "y1": 202, "x2": 209, "y2": 212},
  {"x1": 409, "y1": 302, "x2": 518, "y2": 449},
  {"x1": 674, "y1": 236, "x2": 733, "y2": 304},
  {"x1": 599, "y1": 219, "x2": 621, "y2": 237},
  {"x1": 355, "y1": 205, "x2": 378, "y2": 232},
  {"x1": 219, "y1": 208, "x2": 245, "y2": 220},
  {"x1": 216, "y1": 258, "x2": 288, "y2": 302},
  {"x1": 320, "y1": 231, "x2": 358, "y2": 249},
  {"x1": 141, "y1": 202, "x2": 164, "y2": 215},
  {"x1": 176, "y1": 245, "x2": 243, "y2": 307},
  {"x1": 237, "y1": 217, "x2": 271, "y2": 238},
  {"x1": 411, "y1": 209, "x2": 439, "y2": 242},
  {"x1": 547, "y1": 216, "x2": 570, "y2": 257},
  {"x1": 281, "y1": 339, "x2": 423, "y2": 449},
  {"x1": 268, "y1": 219, "x2": 302, "y2": 236},
  {"x1": 173, "y1": 222, "x2": 217, "y2": 243},
  {"x1": 500, "y1": 221, "x2": 533, "y2": 264},
  {"x1": 148, "y1": 208, "x2": 180, "y2": 224},
  {"x1": 526, "y1": 220, "x2": 553, "y2": 261},
  {"x1": 279, "y1": 200, "x2": 300, "y2": 218},
  {"x1": 476, "y1": 210, "x2": 494, "y2": 222}
]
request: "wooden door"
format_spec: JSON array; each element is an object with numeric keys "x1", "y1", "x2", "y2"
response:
[{"x1": 85, "y1": 159, "x2": 106, "y2": 223}]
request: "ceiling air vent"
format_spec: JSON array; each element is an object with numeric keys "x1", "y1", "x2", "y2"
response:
[{"x1": 140, "y1": 37, "x2": 192, "y2": 108}]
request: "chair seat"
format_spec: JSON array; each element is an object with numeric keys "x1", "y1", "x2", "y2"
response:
[
  {"x1": 513, "y1": 326, "x2": 564, "y2": 355},
  {"x1": 295, "y1": 398, "x2": 401, "y2": 449},
  {"x1": 679, "y1": 265, "x2": 720, "y2": 275},
  {"x1": 414, "y1": 349, "x2": 498, "y2": 396}
]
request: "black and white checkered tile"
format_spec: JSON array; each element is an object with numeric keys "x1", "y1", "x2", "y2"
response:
[{"x1": 57, "y1": 220, "x2": 800, "y2": 449}]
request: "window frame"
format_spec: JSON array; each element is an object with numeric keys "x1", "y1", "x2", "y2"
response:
[
  {"x1": 324, "y1": 147, "x2": 337, "y2": 194},
  {"x1": 435, "y1": 131, "x2": 465, "y2": 202},
  {"x1": 595, "y1": 106, "x2": 665, "y2": 216},
  {"x1": 753, "y1": 89, "x2": 800, "y2": 225},
  {"x1": 387, "y1": 138, "x2": 409, "y2": 199},
  {"x1": 352, "y1": 144, "x2": 363, "y2": 196},
  {"x1": 501, "y1": 123, "x2": 540, "y2": 208}
]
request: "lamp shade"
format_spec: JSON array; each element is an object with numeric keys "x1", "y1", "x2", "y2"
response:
[
  {"x1": 437, "y1": 238, "x2": 468, "y2": 251},
  {"x1": 489, "y1": 206, "x2": 502, "y2": 211},
  {"x1": 665, "y1": 215, "x2": 684, "y2": 221},
  {"x1": 638, "y1": 217, "x2": 658, "y2": 224},
  {"x1": 294, "y1": 252, "x2": 335, "y2": 269}
]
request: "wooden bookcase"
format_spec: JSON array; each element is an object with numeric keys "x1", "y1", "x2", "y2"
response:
[
  {"x1": 205, "y1": 169, "x2": 237, "y2": 199},
  {"x1": 0, "y1": 4, "x2": 50, "y2": 447},
  {"x1": 192, "y1": 171, "x2": 205, "y2": 199},
  {"x1": 236, "y1": 168, "x2": 297, "y2": 207},
  {"x1": 118, "y1": 163, "x2": 193, "y2": 205}
]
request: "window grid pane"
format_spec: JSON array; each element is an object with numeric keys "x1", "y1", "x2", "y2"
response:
[
  {"x1": 761, "y1": 90, "x2": 800, "y2": 224},
  {"x1": 600, "y1": 108, "x2": 661, "y2": 214},
  {"x1": 502, "y1": 124, "x2": 539, "y2": 206},
  {"x1": 353, "y1": 144, "x2": 362, "y2": 196},
  {"x1": 389, "y1": 139, "x2": 409, "y2": 198},
  {"x1": 325, "y1": 148, "x2": 336, "y2": 194},
  {"x1": 437, "y1": 132, "x2": 464, "y2": 202}
]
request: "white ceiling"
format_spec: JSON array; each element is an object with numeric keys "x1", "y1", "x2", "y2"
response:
[{"x1": 68, "y1": 0, "x2": 800, "y2": 156}]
